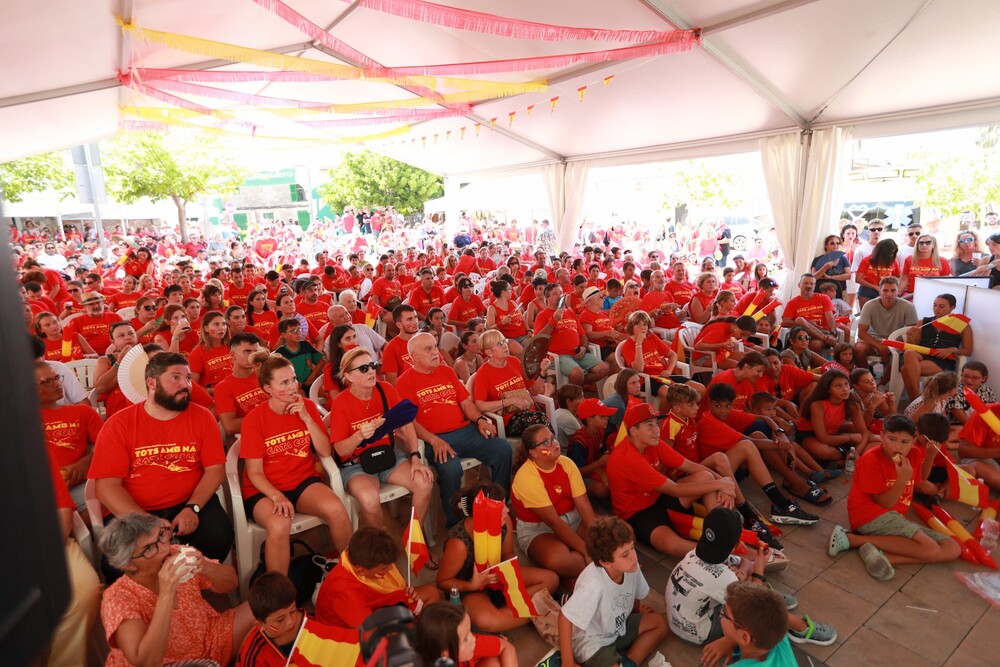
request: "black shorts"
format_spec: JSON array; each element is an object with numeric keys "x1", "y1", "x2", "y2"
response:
[
  {"x1": 244, "y1": 476, "x2": 324, "y2": 517},
  {"x1": 626, "y1": 494, "x2": 686, "y2": 546}
]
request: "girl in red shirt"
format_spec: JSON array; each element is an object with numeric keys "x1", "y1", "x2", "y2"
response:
[
  {"x1": 245, "y1": 290, "x2": 278, "y2": 345},
  {"x1": 322, "y1": 324, "x2": 357, "y2": 403},
  {"x1": 415, "y1": 602, "x2": 516, "y2": 667},
  {"x1": 485, "y1": 281, "x2": 528, "y2": 358},
  {"x1": 620, "y1": 311, "x2": 683, "y2": 413},
  {"x1": 35, "y1": 312, "x2": 94, "y2": 360},
  {"x1": 130, "y1": 296, "x2": 162, "y2": 345},
  {"x1": 448, "y1": 279, "x2": 487, "y2": 328},
  {"x1": 189, "y1": 311, "x2": 233, "y2": 391},
  {"x1": 796, "y1": 370, "x2": 869, "y2": 463},
  {"x1": 153, "y1": 305, "x2": 199, "y2": 355},
  {"x1": 856, "y1": 239, "x2": 900, "y2": 305},
  {"x1": 241, "y1": 352, "x2": 352, "y2": 575},
  {"x1": 900, "y1": 234, "x2": 950, "y2": 296}
]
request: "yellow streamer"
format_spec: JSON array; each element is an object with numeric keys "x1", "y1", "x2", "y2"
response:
[{"x1": 120, "y1": 19, "x2": 548, "y2": 96}]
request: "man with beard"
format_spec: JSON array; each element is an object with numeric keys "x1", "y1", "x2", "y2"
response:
[{"x1": 89, "y1": 352, "x2": 232, "y2": 562}]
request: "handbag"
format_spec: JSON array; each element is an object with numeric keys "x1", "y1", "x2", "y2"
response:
[
  {"x1": 249, "y1": 539, "x2": 337, "y2": 606},
  {"x1": 357, "y1": 384, "x2": 396, "y2": 474}
]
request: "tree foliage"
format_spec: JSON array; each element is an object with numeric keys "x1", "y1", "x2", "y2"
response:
[
  {"x1": 912, "y1": 125, "x2": 1000, "y2": 217},
  {"x1": 102, "y1": 131, "x2": 247, "y2": 241},
  {"x1": 659, "y1": 159, "x2": 744, "y2": 216},
  {"x1": 0, "y1": 150, "x2": 74, "y2": 203},
  {"x1": 319, "y1": 150, "x2": 443, "y2": 216}
]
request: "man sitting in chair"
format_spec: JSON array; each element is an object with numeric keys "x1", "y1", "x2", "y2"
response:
[
  {"x1": 854, "y1": 277, "x2": 917, "y2": 386},
  {"x1": 782, "y1": 274, "x2": 838, "y2": 353}
]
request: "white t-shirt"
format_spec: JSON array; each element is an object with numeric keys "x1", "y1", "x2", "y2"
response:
[
  {"x1": 47, "y1": 360, "x2": 88, "y2": 406},
  {"x1": 562, "y1": 562, "x2": 650, "y2": 662},
  {"x1": 897, "y1": 243, "x2": 916, "y2": 264},
  {"x1": 850, "y1": 241, "x2": 876, "y2": 273},
  {"x1": 666, "y1": 551, "x2": 738, "y2": 645},
  {"x1": 555, "y1": 408, "x2": 582, "y2": 453}
]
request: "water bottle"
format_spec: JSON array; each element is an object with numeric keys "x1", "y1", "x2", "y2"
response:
[
  {"x1": 981, "y1": 519, "x2": 999, "y2": 552},
  {"x1": 449, "y1": 586, "x2": 461, "y2": 606},
  {"x1": 844, "y1": 447, "x2": 857, "y2": 477}
]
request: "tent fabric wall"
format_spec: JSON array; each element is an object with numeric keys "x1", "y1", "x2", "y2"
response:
[
  {"x1": 760, "y1": 126, "x2": 853, "y2": 297},
  {"x1": 557, "y1": 160, "x2": 590, "y2": 254}
]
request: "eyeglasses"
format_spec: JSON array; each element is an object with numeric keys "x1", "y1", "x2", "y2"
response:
[
  {"x1": 720, "y1": 607, "x2": 746, "y2": 632},
  {"x1": 917, "y1": 240, "x2": 934, "y2": 246},
  {"x1": 959, "y1": 237, "x2": 976, "y2": 244},
  {"x1": 869, "y1": 227, "x2": 884, "y2": 233},
  {"x1": 529, "y1": 435, "x2": 557, "y2": 451},
  {"x1": 38, "y1": 376, "x2": 62, "y2": 387},
  {"x1": 131, "y1": 526, "x2": 173, "y2": 560},
  {"x1": 141, "y1": 305, "x2": 157, "y2": 311},
  {"x1": 907, "y1": 232, "x2": 922, "y2": 237},
  {"x1": 347, "y1": 362, "x2": 379, "y2": 374}
]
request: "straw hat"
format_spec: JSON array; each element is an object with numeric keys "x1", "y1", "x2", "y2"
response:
[{"x1": 117, "y1": 345, "x2": 150, "y2": 404}]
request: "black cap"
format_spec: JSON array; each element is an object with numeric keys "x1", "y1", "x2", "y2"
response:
[{"x1": 695, "y1": 508, "x2": 743, "y2": 565}]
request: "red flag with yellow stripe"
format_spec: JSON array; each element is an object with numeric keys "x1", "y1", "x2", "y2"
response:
[
  {"x1": 945, "y1": 458, "x2": 990, "y2": 508},
  {"x1": 495, "y1": 557, "x2": 538, "y2": 618},
  {"x1": 933, "y1": 313, "x2": 971, "y2": 335},
  {"x1": 403, "y1": 507, "x2": 429, "y2": 575},
  {"x1": 473, "y1": 491, "x2": 503, "y2": 573},
  {"x1": 286, "y1": 617, "x2": 361, "y2": 667}
]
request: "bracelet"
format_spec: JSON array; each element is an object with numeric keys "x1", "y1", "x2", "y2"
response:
[{"x1": 751, "y1": 572, "x2": 766, "y2": 582}]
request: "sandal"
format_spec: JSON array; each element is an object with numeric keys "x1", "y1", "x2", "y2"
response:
[
  {"x1": 809, "y1": 468, "x2": 843, "y2": 483},
  {"x1": 783, "y1": 482, "x2": 832, "y2": 507}
]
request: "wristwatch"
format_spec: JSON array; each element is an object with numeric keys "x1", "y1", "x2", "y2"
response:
[
  {"x1": 408, "y1": 451, "x2": 421, "y2": 461},
  {"x1": 185, "y1": 503, "x2": 201, "y2": 514}
]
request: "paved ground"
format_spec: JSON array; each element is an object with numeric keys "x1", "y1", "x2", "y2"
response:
[{"x1": 404, "y1": 472, "x2": 1000, "y2": 667}]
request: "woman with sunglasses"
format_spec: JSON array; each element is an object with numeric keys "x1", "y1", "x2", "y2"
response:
[
  {"x1": 129, "y1": 296, "x2": 162, "y2": 345},
  {"x1": 951, "y1": 230, "x2": 984, "y2": 275},
  {"x1": 99, "y1": 512, "x2": 252, "y2": 667},
  {"x1": 511, "y1": 424, "x2": 596, "y2": 591},
  {"x1": 900, "y1": 234, "x2": 951, "y2": 297},
  {"x1": 811, "y1": 235, "x2": 851, "y2": 299},
  {"x1": 329, "y1": 348, "x2": 434, "y2": 531},
  {"x1": 780, "y1": 326, "x2": 827, "y2": 371}
]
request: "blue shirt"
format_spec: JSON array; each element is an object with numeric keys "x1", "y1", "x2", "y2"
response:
[{"x1": 730, "y1": 635, "x2": 797, "y2": 666}]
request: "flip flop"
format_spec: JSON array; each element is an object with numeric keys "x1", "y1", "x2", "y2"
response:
[
  {"x1": 783, "y1": 482, "x2": 832, "y2": 506},
  {"x1": 809, "y1": 468, "x2": 843, "y2": 483}
]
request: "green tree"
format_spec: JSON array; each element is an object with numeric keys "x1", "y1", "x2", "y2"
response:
[
  {"x1": 912, "y1": 125, "x2": 1000, "y2": 218},
  {"x1": 102, "y1": 131, "x2": 247, "y2": 242},
  {"x1": 0, "y1": 150, "x2": 74, "y2": 202},
  {"x1": 319, "y1": 150, "x2": 443, "y2": 216},
  {"x1": 659, "y1": 159, "x2": 743, "y2": 222}
]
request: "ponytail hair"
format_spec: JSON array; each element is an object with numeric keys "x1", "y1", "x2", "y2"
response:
[{"x1": 250, "y1": 350, "x2": 292, "y2": 388}]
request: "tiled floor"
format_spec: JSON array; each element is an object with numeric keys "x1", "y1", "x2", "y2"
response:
[{"x1": 405, "y1": 472, "x2": 1000, "y2": 667}]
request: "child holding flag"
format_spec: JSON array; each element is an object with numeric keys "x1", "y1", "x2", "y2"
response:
[
  {"x1": 558, "y1": 517, "x2": 668, "y2": 667},
  {"x1": 829, "y1": 415, "x2": 961, "y2": 581},
  {"x1": 899, "y1": 294, "x2": 973, "y2": 402},
  {"x1": 314, "y1": 527, "x2": 441, "y2": 629}
]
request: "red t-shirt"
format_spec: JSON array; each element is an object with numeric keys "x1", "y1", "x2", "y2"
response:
[
  {"x1": 214, "y1": 373, "x2": 267, "y2": 418},
  {"x1": 382, "y1": 336, "x2": 414, "y2": 378},
  {"x1": 297, "y1": 299, "x2": 330, "y2": 331},
  {"x1": 246, "y1": 310, "x2": 278, "y2": 342},
  {"x1": 471, "y1": 358, "x2": 529, "y2": 425},
  {"x1": 408, "y1": 284, "x2": 446, "y2": 315},
  {"x1": 638, "y1": 292, "x2": 683, "y2": 329},
  {"x1": 108, "y1": 291, "x2": 142, "y2": 311},
  {"x1": 47, "y1": 449, "x2": 75, "y2": 511},
  {"x1": 783, "y1": 294, "x2": 834, "y2": 327},
  {"x1": 621, "y1": 336, "x2": 671, "y2": 376},
  {"x1": 847, "y1": 446, "x2": 923, "y2": 531},
  {"x1": 533, "y1": 308, "x2": 583, "y2": 355},
  {"x1": 370, "y1": 278, "x2": 402, "y2": 307},
  {"x1": 901, "y1": 256, "x2": 950, "y2": 292},
  {"x1": 449, "y1": 294, "x2": 486, "y2": 323},
  {"x1": 579, "y1": 309, "x2": 614, "y2": 344},
  {"x1": 606, "y1": 438, "x2": 685, "y2": 519},
  {"x1": 795, "y1": 400, "x2": 846, "y2": 433},
  {"x1": 707, "y1": 370, "x2": 756, "y2": 411},
  {"x1": 63, "y1": 312, "x2": 121, "y2": 353},
  {"x1": 696, "y1": 412, "x2": 748, "y2": 459},
  {"x1": 44, "y1": 336, "x2": 84, "y2": 362},
  {"x1": 329, "y1": 382, "x2": 402, "y2": 465},
  {"x1": 396, "y1": 365, "x2": 470, "y2": 434},
  {"x1": 226, "y1": 282, "x2": 253, "y2": 308},
  {"x1": 491, "y1": 300, "x2": 527, "y2": 338},
  {"x1": 41, "y1": 403, "x2": 104, "y2": 467},
  {"x1": 694, "y1": 320, "x2": 736, "y2": 365},
  {"x1": 857, "y1": 257, "x2": 900, "y2": 287},
  {"x1": 958, "y1": 405, "x2": 1000, "y2": 449},
  {"x1": 665, "y1": 281, "x2": 696, "y2": 306},
  {"x1": 89, "y1": 403, "x2": 225, "y2": 511},
  {"x1": 188, "y1": 344, "x2": 234, "y2": 388},
  {"x1": 755, "y1": 365, "x2": 816, "y2": 402},
  {"x1": 239, "y1": 399, "x2": 325, "y2": 499},
  {"x1": 661, "y1": 412, "x2": 699, "y2": 461}
]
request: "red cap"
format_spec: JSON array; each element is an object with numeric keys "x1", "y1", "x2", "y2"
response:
[
  {"x1": 624, "y1": 403, "x2": 667, "y2": 430},
  {"x1": 578, "y1": 398, "x2": 616, "y2": 421}
]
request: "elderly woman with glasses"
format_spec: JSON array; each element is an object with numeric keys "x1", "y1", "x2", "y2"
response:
[
  {"x1": 900, "y1": 234, "x2": 951, "y2": 297},
  {"x1": 98, "y1": 512, "x2": 253, "y2": 667},
  {"x1": 511, "y1": 424, "x2": 596, "y2": 591},
  {"x1": 780, "y1": 326, "x2": 827, "y2": 371},
  {"x1": 328, "y1": 347, "x2": 434, "y2": 531},
  {"x1": 471, "y1": 329, "x2": 551, "y2": 438}
]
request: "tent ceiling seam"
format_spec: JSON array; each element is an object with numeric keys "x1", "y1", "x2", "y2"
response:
[{"x1": 638, "y1": 0, "x2": 810, "y2": 129}]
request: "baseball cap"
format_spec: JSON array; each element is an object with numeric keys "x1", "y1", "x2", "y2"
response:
[
  {"x1": 695, "y1": 507, "x2": 743, "y2": 565},
  {"x1": 578, "y1": 398, "x2": 616, "y2": 421},
  {"x1": 582, "y1": 286, "x2": 603, "y2": 302},
  {"x1": 758, "y1": 278, "x2": 778, "y2": 289},
  {"x1": 623, "y1": 403, "x2": 667, "y2": 430}
]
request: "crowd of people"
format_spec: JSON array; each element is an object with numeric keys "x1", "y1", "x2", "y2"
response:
[{"x1": 14, "y1": 210, "x2": 1000, "y2": 667}]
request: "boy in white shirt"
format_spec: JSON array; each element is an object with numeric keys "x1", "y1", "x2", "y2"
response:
[{"x1": 559, "y1": 517, "x2": 668, "y2": 667}]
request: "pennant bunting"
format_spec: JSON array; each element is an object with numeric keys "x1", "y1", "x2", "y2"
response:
[{"x1": 577, "y1": 86, "x2": 587, "y2": 101}]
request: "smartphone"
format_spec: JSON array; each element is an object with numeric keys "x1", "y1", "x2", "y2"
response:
[{"x1": 556, "y1": 295, "x2": 567, "y2": 310}]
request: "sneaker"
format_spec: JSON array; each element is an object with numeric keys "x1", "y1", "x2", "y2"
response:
[
  {"x1": 770, "y1": 502, "x2": 819, "y2": 526},
  {"x1": 745, "y1": 516, "x2": 784, "y2": 550},
  {"x1": 773, "y1": 587, "x2": 798, "y2": 610},
  {"x1": 789, "y1": 615, "x2": 838, "y2": 646},
  {"x1": 859, "y1": 543, "x2": 895, "y2": 581},
  {"x1": 828, "y1": 525, "x2": 850, "y2": 557}
]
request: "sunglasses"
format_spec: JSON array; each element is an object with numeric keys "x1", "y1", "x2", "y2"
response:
[
  {"x1": 347, "y1": 362, "x2": 379, "y2": 374},
  {"x1": 907, "y1": 232, "x2": 921, "y2": 237},
  {"x1": 141, "y1": 305, "x2": 157, "y2": 311},
  {"x1": 960, "y1": 238, "x2": 976, "y2": 244},
  {"x1": 869, "y1": 227, "x2": 884, "y2": 233},
  {"x1": 795, "y1": 335, "x2": 812, "y2": 341},
  {"x1": 917, "y1": 240, "x2": 934, "y2": 246}
]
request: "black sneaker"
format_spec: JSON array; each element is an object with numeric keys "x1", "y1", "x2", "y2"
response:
[
  {"x1": 746, "y1": 516, "x2": 784, "y2": 550},
  {"x1": 770, "y1": 503, "x2": 819, "y2": 526}
]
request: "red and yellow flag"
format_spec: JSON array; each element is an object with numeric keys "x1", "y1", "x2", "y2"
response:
[
  {"x1": 741, "y1": 290, "x2": 765, "y2": 316},
  {"x1": 964, "y1": 386, "x2": 1000, "y2": 436},
  {"x1": 752, "y1": 299, "x2": 781, "y2": 322},
  {"x1": 882, "y1": 339, "x2": 953, "y2": 359},
  {"x1": 933, "y1": 313, "x2": 971, "y2": 335},
  {"x1": 945, "y1": 459, "x2": 990, "y2": 508},
  {"x1": 403, "y1": 507, "x2": 429, "y2": 575},
  {"x1": 495, "y1": 557, "x2": 538, "y2": 618},
  {"x1": 286, "y1": 618, "x2": 361, "y2": 667},
  {"x1": 611, "y1": 418, "x2": 628, "y2": 451},
  {"x1": 473, "y1": 491, "x2": 503, "y2": 573}
]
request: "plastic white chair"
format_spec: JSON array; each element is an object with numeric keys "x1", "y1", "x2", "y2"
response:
[
  {"x1": 65, "y1": 358, "x2": 98, "y2": 390},
  {"x1": 309, "y1": 376, "x2": 326, "y2": 407},
  {"x1": 225, "y1": 437, "x2": 349, "y2": 598},
  {"x1": 548, "y1": 343, "x2": 602, "y2": 390},
  {"x1": 886, "y1": 326, "x2": 967, "y2": 401},
  {"x1": 87, "y1": 387, "x2": 106, "y2": 417},
  {"x1": 465, "y1": 372, "x2": 557, "y2": 462}
]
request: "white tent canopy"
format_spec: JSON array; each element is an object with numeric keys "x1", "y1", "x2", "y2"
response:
[{"x1": 3, "y1": 0, "x2": 999, "y2": 265}]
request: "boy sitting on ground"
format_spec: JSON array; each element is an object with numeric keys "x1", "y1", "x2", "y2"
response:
[
  {"x1": 238, "y1": 572, "x2": 323, "y2": 666},
  {"x1": 314, "y1": 526, "x2": 441, "y2": 628},
  {"x1": 668, "y1": 507, "x2": 836, "y2": 663},
  {"x1": 567, "y1": 398, "x2": 616, "y2": 499},
  {"x1": 718, "y1": 581, "x2": 799, "y2": 666},
  {"x1": 558, "y1": 517, "x2": 668, "y2": 667},
  {"x1": 829, "y1": 415, "x2": 961, "y2": 580}
]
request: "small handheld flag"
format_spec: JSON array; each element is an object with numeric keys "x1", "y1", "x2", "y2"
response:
[
  {"x1": 752, "y1": 299, "x2": 781, "y2": 321},
  {"x1": 473, "y1": 491, "x2": 503, "y2": 574},
  {"x1": 964, "y1": 386, "x2": 1000, "y2": 436},
  {"x1": 403, "y1": 507, "x2": 429, "y2": 584},
  {"x1": 945, "y1": 458, "x2": 990, "y2": 508},
  {"x1": 494, "y1": 557, "x2": 538, "y2": 618},
  {"x1": 285, "y1": 617, "x2": 361, "y2": 667},
  {"x1": 742, "y1": 291, "x2": 765, "y2": 316},
  {"x1": 932, "y1": 313, "x2": 971, "y2": 335}
]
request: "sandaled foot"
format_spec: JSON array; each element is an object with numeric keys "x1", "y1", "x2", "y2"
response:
[{"x1": 828, "y1": 524, "x2": 850, "y2": 557}]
